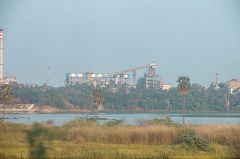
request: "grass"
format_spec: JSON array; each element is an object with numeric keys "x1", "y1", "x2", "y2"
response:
[
  {"x1": 59, "y1": 125, "x2": 177, "y2": 144},
  {"x1": 0, "y1": 118, "x2": 239, "y2": 159}
]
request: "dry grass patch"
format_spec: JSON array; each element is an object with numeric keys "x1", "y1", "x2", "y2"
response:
[{"x1": 60, "y1": 125, "x2": 177, "y2": 145}]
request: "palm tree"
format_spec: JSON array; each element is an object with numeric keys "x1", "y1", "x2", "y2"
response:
[
  {"x1": 91, "y1": 88, "x2": 104, "y2": 120},
  {"x1": 177, "y1": 76, "x2": 190, "y2": 125},
  {"x1": 0, "y1": 84, "x2": 14, "y2": 121}
]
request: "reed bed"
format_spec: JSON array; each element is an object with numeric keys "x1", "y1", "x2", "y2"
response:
[
  {"x1": 0, "y1": 119, "x2": 239, "y2": 158},
  {"x1": 193, "y1": 124, "x2": 240, "y2": 154},
  {"x1": 61, "y1": 125, "x2": 177, "y2": 145}
]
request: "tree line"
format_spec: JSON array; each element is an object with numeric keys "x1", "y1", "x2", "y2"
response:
[{"x1": 7, "y1": 80, "x2": 240, "y2": 112}]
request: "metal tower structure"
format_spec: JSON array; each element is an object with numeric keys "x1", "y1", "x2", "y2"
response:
[{"x1": 133, "y1": 70, "x2": 137, "y2": 88}]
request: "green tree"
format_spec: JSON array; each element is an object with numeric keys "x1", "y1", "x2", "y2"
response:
[
  {"x1": 0, "y1": 84, "x2": 14, "y2": 104},
  {"x1": 177, "y1": 76, "x2": 191, "y2": 125},
  {"x1": 11, "y1": 82, "x2": 240, "y2": 112},
  {"x1": 92, "y1": 88, "x2": 104, "y2": 111},
  {"x1": 0, "y1": 84, "x2": 13, "y2": 120}
]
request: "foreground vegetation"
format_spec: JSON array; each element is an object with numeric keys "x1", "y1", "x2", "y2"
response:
[{"x1": 0, "y1": 117, "x2": 240, "y2": 159}]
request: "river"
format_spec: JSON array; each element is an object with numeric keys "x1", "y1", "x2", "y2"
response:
[{"x1": 1, "y1": 112, "x2": 240, "y2": 126}]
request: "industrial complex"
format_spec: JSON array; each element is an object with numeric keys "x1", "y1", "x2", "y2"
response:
[
  {"x1": 214, "y1": 73, "x2": 240, "y2": 94},
  {"x1": 224, "y1": 78, "x2": 240, "y2": 94},
  {"x1": 65, "y1": 63, "x2": 171, "y2": 90}
]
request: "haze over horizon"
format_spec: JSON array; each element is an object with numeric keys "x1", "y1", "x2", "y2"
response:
[{"x1": 0, "y1": 0, "x2": 240, "y2": 87}]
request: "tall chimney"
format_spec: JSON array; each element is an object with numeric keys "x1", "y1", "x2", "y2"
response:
[
  {"x1": 0, "y1": 29, "x2": 3, "y2": 81},
  {"x1": 216, "y1": 73, "x2": 219, "y2": 89}
]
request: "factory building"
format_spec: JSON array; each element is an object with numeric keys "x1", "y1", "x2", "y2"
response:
[
  {"x1": 142, "y1": 63, "x2": 171, "y2": 90},
  {"x1": 211, "y1": 73, "x2": 240, "y2": 94},
  {"x1": 65, "y1": 63, "x2": 171, "y2": 90},
  {"x1": 144, "y1": 63, "x2": 161, "y2": 89},
  {"x1": 65, "y1": 71, "x2": 130, "y2": 87},
  {"x1": 224, "y1": 78, "x2": 240, "y2": 94}
]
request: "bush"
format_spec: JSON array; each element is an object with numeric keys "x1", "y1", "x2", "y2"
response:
[
  {"x1": 26, "y1": 123, "x2": 55, "y2": 158},
  {"x1": 176, "y1": 134, "x2": 210, "y2": 151},
  {"x1": 103, "y1": 119, "x2": 124, "y2": 126},
  {"x1": 194, "y1": 125, "x2": 240, "y2": 156},
  {"x1": 177, "y1": 126, "x2": 195, "y2": 137},
  {"x1": 63, "y1": 118, "x2": 98, "y2": 127},
  {"x1": 143, "y1": 116, "x2": 178, "y2": 126}
]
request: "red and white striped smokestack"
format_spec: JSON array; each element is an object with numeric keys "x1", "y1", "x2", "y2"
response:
[{"x1": 0, "y1": 29, "x2": 3, "y2": 81}]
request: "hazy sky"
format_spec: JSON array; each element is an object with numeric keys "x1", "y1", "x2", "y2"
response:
[{"x1": 0, "y1": 0, "x2": 240, "y2": 87}]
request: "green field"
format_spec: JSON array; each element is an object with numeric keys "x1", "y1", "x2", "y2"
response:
[{"x1": 0, "y1": 118, "x2": 239, "y2": 159}]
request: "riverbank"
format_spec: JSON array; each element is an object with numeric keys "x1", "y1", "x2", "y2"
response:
[
  {"x1": 0, "y1": 104, "x2": 94, "y2": 114},
  {"x1": 0, "y1": 118, "x2": 239, "y2": 159},
  {"x1": 1, "y1": 104, "x2": 240, "y2": 114}
]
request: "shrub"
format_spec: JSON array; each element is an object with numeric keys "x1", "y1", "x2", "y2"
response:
[
  {"x1": 175, "y1": 134, "x2": 210, "y2": 151},
  {"x1": 103, "y1": 119, "x2": 124, "y2": 126},
  {"x1": 63, "y1": 118, "x2": 98, "y2": 127},
  {"x1": 45, "y1": 120, "x2": 54, "y2": 125},
  {"x1": 143, "y1": 116, "x2": 178, "y2": 126},
  {"x1": 194, "y1": 125, "x2": 240, "y2": 156},
  {"x1": 177, "y1": 126, "x2": 195, "y2": 137},
  {"x1": 26, "y1": 123, "x2": 55, "y2": 158}
]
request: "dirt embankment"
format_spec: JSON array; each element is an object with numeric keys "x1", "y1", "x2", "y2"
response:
[{"x1": 0, "y1": 104, "x2": 92, "y2": 114}]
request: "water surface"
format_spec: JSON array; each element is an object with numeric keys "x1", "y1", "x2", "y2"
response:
[{"x1": 1, "y1": 112, "x2": 240, "y2": 126}]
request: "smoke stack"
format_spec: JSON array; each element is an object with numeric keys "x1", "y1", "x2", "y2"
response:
[
  {"x1": 0, "y1": 29, "x2": 3, "y2": 81},
  {"x1": 216, "y1": 73, "x2": 219, "y2": 89}
]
